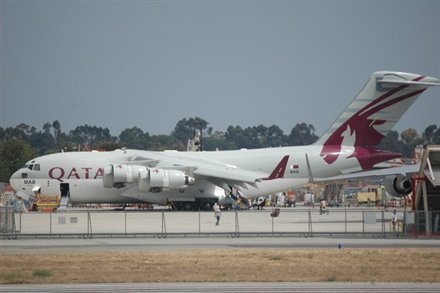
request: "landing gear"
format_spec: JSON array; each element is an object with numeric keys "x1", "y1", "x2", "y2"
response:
[
  {"x1": 174, "y1": 201, "x2": 195, "y2": 211},
  {"x1": 199, "y1": 200, "x2": 214, "y2": 211},
  {"x1": 171, "y1": 199, "x2": 216, "y2": 211}
]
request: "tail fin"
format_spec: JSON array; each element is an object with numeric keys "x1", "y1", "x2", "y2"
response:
[
  {"x1": 263, "y1": 155, "x2": 289, "y2": 180},
  {"x1": 316, "y1": 71, "x2": 439, "y2": 168}
]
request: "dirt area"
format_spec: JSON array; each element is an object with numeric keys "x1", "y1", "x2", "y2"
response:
[{"x1": 1, "y1": 248, "x2": 440, "y2": 284}]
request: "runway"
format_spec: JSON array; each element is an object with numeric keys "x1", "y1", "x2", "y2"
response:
[
  {"x1": 1, "y1": 236, "x2": 440, "y2": 252},
  {"x1": 2, "y1": 282, "x2": 440, "y2": 293}
]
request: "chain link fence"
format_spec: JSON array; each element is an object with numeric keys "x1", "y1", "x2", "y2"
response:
[{"x1": 1, "y1": 207, "x2": 439, "y2": 239}]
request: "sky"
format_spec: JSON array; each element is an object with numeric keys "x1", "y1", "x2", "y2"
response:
[{"x1": 1, "y1": 0, "x2": 439, "y2": 138}]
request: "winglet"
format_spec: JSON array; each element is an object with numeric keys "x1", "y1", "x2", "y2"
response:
[{"x1": 263, "y1": 155, "x2": 289, "y2": 180}]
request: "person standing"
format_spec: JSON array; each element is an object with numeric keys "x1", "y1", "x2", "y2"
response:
[
  {"x1": 213, "y1": 203, "x2": 221, "y2": 226},
  {"x1": 392, "y1": 209, "x2": 398, "y2": 232}
]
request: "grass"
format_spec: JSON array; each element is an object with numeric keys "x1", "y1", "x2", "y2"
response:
[
  {"x1": 1, "y1": 248, "x2": 440, "y2": 284},
  {"x1": 1, "y1": 272, "x2": 26, "y2": 284},
  {"x1": 32, "y1": 269, "x2": 52, "y2": 278},
  {"x1": 268, "y1": 255, "x2": 282, "y2": 261}
]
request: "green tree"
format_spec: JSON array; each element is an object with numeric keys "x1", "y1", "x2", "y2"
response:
[
  {"x1": 42, "y1": 122, "x2": 52, "y2": 134},
  {"x1": 432, "y1": 127, "x2": 440, "y2": 144},
  {"x1": 69, "y1": 125, "x2": 116, "y2": 148},
  {"x1": 378, "y1": 130, "x2": 402, "y2": 153},
  {"x1": 400, "y1": 128, "x2": 419, "y2": 145},
  {"x1": 95, "y1": 141, "x2": 120, "y2": 151},
  {"x1": 0, "y1": 139, "x2": 36, "y2": 182},
  {"x1": 149, "y1": 135, "x2": 183, "y2": 151},
  {"x1": 119, "y1": 127, "x2": 150, "y2": 149},
  {"x1": 172, "y1": 117, "x2": 209, "y2": 145},
  {"x1": 254, "y1": 124, "x2": 268, "y2": 147},
  {"x1": 203, "y1": 131, "x2": 235, "y2": 151},
  {"x1": 422, "y1": 125, "x2": 437, "y2": 144},
  {"x1": 29, "y1": 131, "x2": 55, "y2": 154},
  {"x1": 288, "y1": 123, "x2": 318, "y2": 145},
  {"x1": 0, "y1": 126, "x2": 28, "y2": 142},
  {"x1": 52, "y1": 120, "x2": 61, "y2": 146},
  {"x1": 225, "y1": 126, "x2": 244, "y2": 149},
  {"x1": 267, "y1": 125, "x2": 285, "y2": 147}
]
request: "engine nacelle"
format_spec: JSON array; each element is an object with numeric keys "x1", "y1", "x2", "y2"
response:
[
  {"x1": 103, "y1": 164, "x2": 195, "y2": 191},
  {"x1": 103, "y1": 164, "x2": 146, "y2": 188},
  {"x1": 138, "y1": 168, "x2": 195, "y2": 193},
  {"x1": 384, "y1": 174, "x2": 412, "y2": 198}
]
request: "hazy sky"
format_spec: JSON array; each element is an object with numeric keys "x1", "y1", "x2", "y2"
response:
[{"x1": 1, "y1": 0, "x2": 439, "y2": 137}]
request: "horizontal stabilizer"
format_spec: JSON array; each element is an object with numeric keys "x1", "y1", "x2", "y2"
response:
[{"x1": 378, "y1": 79, "x2": 440, "y2": 87}]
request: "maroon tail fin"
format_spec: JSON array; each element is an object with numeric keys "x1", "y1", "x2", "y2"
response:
[{"x1": 263, "y1": 155, "x2": 289, "y2": 180}]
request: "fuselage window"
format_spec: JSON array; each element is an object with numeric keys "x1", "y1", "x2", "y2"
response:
[{"x1": 21, "y1": 173, "x2": 28, "y2": 179}]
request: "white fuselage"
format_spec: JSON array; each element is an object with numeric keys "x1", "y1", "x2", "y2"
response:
[{"x1": 10, "y1": 145, "x2": 360, "y2": 204}]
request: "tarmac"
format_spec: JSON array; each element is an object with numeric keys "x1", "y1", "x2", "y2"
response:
[
  {"x1": 2, "y1": 282, "x2": 440, "y2": 293},
  {"x1": 2, "y1": 207, "x2": 439, "y2": 292},
  {"x1": 1, "y1": 235, "x2": 440, "y2": 252},
  {"x1": 7, "y1": 206, "x2": 424, "y2": 237}
]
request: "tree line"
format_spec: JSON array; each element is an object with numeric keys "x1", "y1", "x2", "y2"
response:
[{"x1": 1, "y1": 117, "x2": 439, "y2": 182}]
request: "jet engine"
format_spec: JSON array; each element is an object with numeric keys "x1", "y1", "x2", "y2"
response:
[
  {"x1": 138, "y1": 168, "x2": 195, "y2": 193},
  {"x1": 102, "y1": 164, "x2": 195, "y2": 192},
  {"x1": 383, "y1": 174, "x2": 412, "y2": 197},
  {"x1": 103, "y1": 164, "x2": 146, "y2": 188}
]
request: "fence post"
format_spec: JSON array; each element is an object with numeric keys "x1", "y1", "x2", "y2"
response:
[
  {"x1": 198, "y1": 209, "x2": 201, "y2": 236},
  {"x1": 12, "y1": 208, "x2": 17, "y2": 238},
  {"x1": 49, "y1": 212, "x2": 52, "y2": 237},
  {"x1": 271, "y1": 214, "x2": 274, "y2": 235},
  {"x1": 345, "y1": 208, "x2": 347, "y2": 235},
  {"x1": 87, "y1": 210, "x2": 93, "y2": 238},
  {"x1": 19, "y1": 210, "x2": 22, "y2": 233},
  {"x1": 124, "y1": 211, "x2": 127, "y2": 237},
  {"x1": 235, "y1": 210, "x2": 240, "y2": 237},
  {"x1": 381, "y1": 210, "x2": 385, "y2": 237},
  {"x1": 308, "y1": 210, "x2": 313, "y2": 237},
  {"x1": 362, "y1": 211, "x2": 365, "y2": 236},
  {"x1": 161, "y1": 211, "x2": 167, "y2": 238}
]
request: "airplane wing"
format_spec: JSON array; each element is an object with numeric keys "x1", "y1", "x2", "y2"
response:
[
  {"x1": 152, "y1": 153, "x2": 290, "y2": 191},
  {"x1": 192, "y1": 154, "x2": 290, "y2": 183},
  {"x1": 193, "y1": 166, "x2": 264, "y2": 184},
  {"x1": 312, "y1": 164, "x2": 420, "y2": 182}
]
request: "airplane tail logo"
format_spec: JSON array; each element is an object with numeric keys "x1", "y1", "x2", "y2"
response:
[
  {"x1": 316, "y1": 71, "x2": 440, "y2": 169},
  {"x1": 263, "y1": 155, "x2": 289, "y2": 180}
]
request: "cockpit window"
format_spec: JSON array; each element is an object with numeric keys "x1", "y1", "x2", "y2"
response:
[
  {"x1": 34, "y1": 164, "x2": 40, "y2": 171},
  {"x1": 23, "y1": 160, "x2": 35, "y2": 169}
]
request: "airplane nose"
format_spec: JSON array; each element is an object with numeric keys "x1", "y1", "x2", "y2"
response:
[{"x1": 9, "y1": 169, "x2": 23, "y2": 191}]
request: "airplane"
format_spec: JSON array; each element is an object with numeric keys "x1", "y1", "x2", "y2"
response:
[{"x1": 9, "y1": 71, "x2": 440, "y2": 210}]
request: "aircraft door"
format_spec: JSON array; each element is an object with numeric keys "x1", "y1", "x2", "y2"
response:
[{"x1": 59, "y1": 183, "x2": 70, "y2": 209}]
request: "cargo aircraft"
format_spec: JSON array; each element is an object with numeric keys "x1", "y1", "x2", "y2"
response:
[{"x1": 9, "y1": 71, "x2": 440, "y2": 210}]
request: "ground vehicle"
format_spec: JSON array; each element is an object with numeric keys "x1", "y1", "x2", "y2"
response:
[{"x1": 253, "y1": 197, "x2": 267, "y2": 210}]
